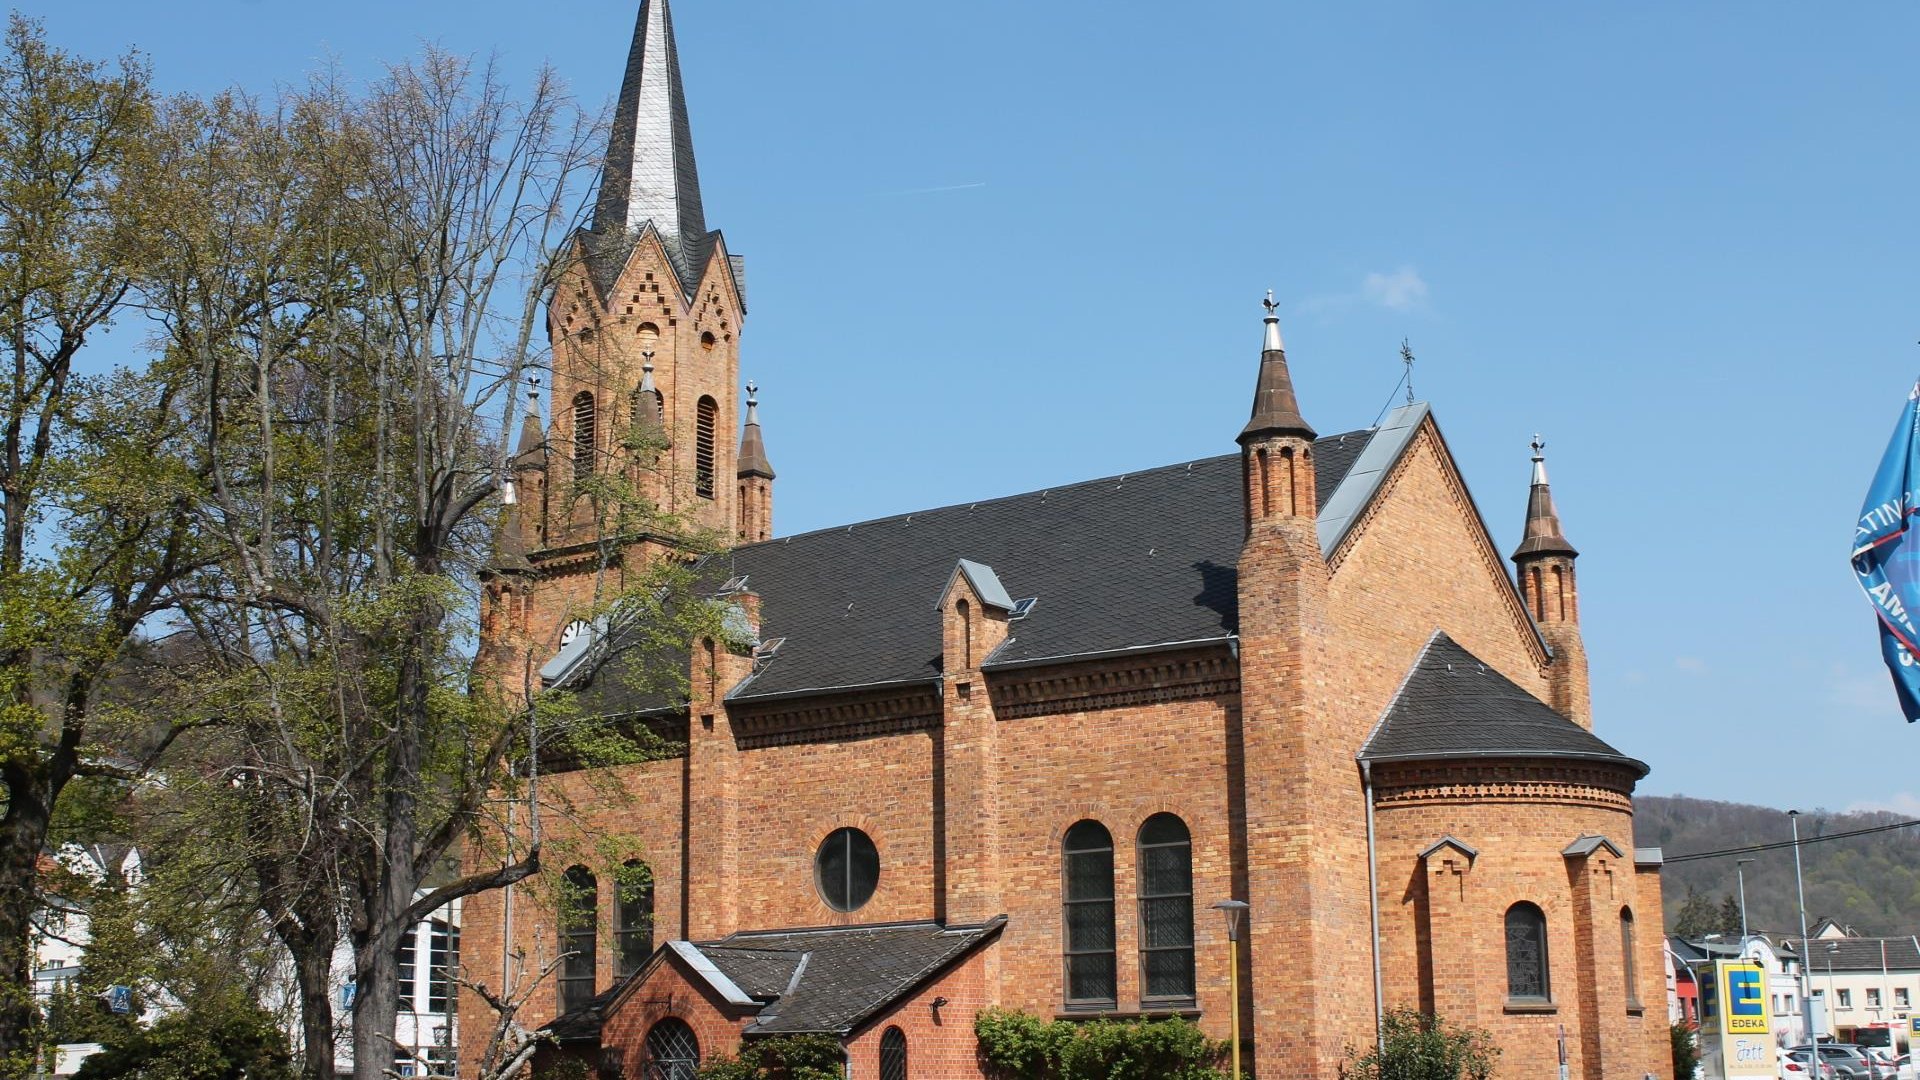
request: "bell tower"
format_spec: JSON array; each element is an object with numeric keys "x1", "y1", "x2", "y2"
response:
[{"x1": 486, "y1": 0, "x2": 765, "y2": 689}]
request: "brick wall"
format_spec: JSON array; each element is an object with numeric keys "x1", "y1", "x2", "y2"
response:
[
  {"x1": 1372, "y1": 772, "x2": 1664, "y2": 1079},
  {"x1": 844, "y1": 943, "x2": 993, "y2": 1079}
]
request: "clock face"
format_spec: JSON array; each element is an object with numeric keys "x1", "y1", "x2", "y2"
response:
[{"x1": 559, "y1": 620, "x2": 592, "y2": 648}]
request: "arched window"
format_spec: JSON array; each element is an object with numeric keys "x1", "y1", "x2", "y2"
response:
[
  {"x1": 572, "y1": 391, "x2": 596, "y2": 478},
  {"x1": 879, "y1": 1026, "x2": 908, "y2": 1080},
  {"x1": 557, "y1": 865, "x2": 597, "y2": 1013},
  {"x1": 616, "y1": 859, "x2": 655, "y2": 978},
  {"x1": 1062, "y1": 819, "x2": 1116, "y2": 1006},
  {"x1": 643, "y1": 1017, "x2": 700, "y2": 1080},
  {"x1": 1138, "y1": 813, "x2": 1195, "y2": 1002},
  {"x1": 1620, "y1": 907, "x2": 1639, "y2": 1005},
  {"x1": 694, "y1": 396, "x2": 717, "y2": 498},
  {"x1": 1505, "y1": 902, "x2": 1550, "y2": 1003}
]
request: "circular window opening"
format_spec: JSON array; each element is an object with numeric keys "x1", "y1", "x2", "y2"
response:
[{"x1": 815, "y1": 827, "x2": 879, "y2": 912}]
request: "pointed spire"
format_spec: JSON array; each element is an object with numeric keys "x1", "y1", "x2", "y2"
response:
[
  {"x1": 1512, "y1": 435, "x2": 1578, "y2": 559},
  {"x1": 736, "y1": 380, "x2": 774, "y2": 479},
  {"x1": 632, "y1": 352, "x2": 668, "y2": 444},
  {"x1": 1238, "y1": 290, "x2": 1315, "y2": 444},
  {"x1": 512, "y1": 380, "x2": 546, "y2": 467},
  {"x1": 594, "y1": 0, "x2": 708, "y2": 274}
]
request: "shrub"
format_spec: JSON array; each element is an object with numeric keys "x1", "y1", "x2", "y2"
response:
[
  {"x1": 1340, "y1": 1007, "x2": 1498, "y2": 1080},
  {"x1": 1670, "y1": 1021, "x2": 1701, "y2": 1080},
  {"x1": 696, "y1": 1033, "x2": 846, "y2": 1080},
  {"x1": 976, "y1": 1007, "x2": 1226, "y2": 1080}
]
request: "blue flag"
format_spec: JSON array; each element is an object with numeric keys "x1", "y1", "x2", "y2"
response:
[{"x1": 1853, "y1": 382, "x2": 1920, "y2": 722}]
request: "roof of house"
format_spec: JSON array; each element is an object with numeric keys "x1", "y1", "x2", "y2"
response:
[
  {"x1": 1804, "y1": 936, "x2": 1920, "y2": 972},
  {"x1": 546, "y1": 918, "x2": 1005, "y2": 1043},
  {"x1": 705, "y1": 422, "x2": 1382, "y2": 703},
  {"x1": 1361, "y1": 631, "x2": 1645, "y2": 775}
]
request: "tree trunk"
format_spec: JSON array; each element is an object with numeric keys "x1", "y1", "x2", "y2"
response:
[
  {"x1": 292, "y1": 933, "x2": 339, "y2": 1080},
  {"x1": 0, "y1": 780, "x2": 53, "y2": 1078}
]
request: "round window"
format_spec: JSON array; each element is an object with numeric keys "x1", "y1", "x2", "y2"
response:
[{"x1": 815, "y1": 827, "x2": 879, "y2": 912}]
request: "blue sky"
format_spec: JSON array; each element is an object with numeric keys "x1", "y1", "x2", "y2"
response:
[{"x1": 36, "y1": 2, "x2": 1920, "y2": 814}]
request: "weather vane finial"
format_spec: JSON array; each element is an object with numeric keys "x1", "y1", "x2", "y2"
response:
[
  {"x1": 746, "y1": 379, "x2": 758, "y2": 403},
  {"x1": 1531, "y1": 433, "x2": 1545, "y2": 459},
  {"x1": 1262, "y1": 289, "x2": 1277, "y2": 317}
]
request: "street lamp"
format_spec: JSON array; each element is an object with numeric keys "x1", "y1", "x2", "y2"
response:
[
  {"x1": 1792, "y1": 810, "x2": 1822, "y2": 1060},
  {"x1": 1828, "y1": 942, "x2": 1841, "y2": 1033},
  {"x1": 1213, "y1": 900, "x2": 1250, "y2": 1080},
  {"x1": 1736, "y1": 858, "x2": 1757, "y2": 941}
]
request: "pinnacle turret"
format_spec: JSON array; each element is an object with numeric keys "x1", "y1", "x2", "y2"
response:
[
  {"x1": 736, "y1": 381, "x2": 774, "y2": 480},
  {"x1": 1238, "y1": 291, "x2": 1316, "y2": 445},
  {"x1": 1512, "y1": 436, "x2": 1578, "y2": 560}
]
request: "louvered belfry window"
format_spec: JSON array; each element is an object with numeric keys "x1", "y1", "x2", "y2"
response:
[
  {"x1": 572, "y1": 391, "x2": 596, "y2": 478},
  {"x1": 1506, "y1": 902, "x2": 1551, "y2": 1002},
  {"x1": 1137, "y1": 813, "x2": 1195, "y2": 1001},
  {"x1": 695, "y1": 396, "x2": 717, "y2": 498},
  {"x1": 1062, "y1": 819, "x2": 1117, "y2": 1006}
]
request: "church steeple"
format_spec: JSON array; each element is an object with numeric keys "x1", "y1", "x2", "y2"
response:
[{"x1": 593, "y1": 0, "x2": 709, "y2": 282}]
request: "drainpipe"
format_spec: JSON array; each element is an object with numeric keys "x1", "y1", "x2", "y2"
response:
[{"x1": 1362, "y1": 758, "x2": 1386, "y2": 1053}]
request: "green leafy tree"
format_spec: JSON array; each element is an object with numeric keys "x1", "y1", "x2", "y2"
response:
[
  {"x1": 975, "y1": 1008, "x2": 1226, "y2": 1080},
  {"x1": 1339, "y1": 1007, "x2": 1499, "y2": 1080},
  {"x1": 0, "y1": 19, "x2": 208, "y2": 1075}
]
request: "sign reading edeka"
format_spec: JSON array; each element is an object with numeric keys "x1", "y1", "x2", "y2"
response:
[{"x1": 1700, "y1": 961, "x2": 1778, "y2": 1079}]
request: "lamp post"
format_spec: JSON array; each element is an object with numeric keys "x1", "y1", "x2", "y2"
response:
[
  {"x1": 1213, "y1": 900, "x2": 1250, "y2": 1080},
  {"x1": 1792, "y1": 809, "x2": 1821, "y2": 1059},
  {"x1": 1828, "y1": 942, "x2": 1840, "y2": 1034},
  {"x1": 1736, "y1": 858, "x2": 1757, "y2": 941}
]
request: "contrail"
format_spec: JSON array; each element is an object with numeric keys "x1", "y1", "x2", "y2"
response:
[{"x1": 880, "y1": 181, "x2": 988, "y2": 196}]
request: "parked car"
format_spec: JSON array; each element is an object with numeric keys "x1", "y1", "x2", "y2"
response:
[
  {"x1": 1783, "y1": 1049, "x2": 1842, "y2": 1080},
  {"x1": 1786, "y1": 1045, "x2": 1888, "y2": 1080}
]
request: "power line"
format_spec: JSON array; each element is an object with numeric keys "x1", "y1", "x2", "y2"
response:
[{"x1": 1664, "y1": 817, "x2": 1920, "y2": 863}]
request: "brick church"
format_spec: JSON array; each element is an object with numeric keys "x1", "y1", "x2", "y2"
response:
[{"x1": 462, "y1": 3, "x2": 1671, "y2": 1078}]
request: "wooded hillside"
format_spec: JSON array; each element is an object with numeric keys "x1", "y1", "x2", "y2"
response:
[{"x1": 1634, "y1": 795, "x2": 1920, "y2": 936}]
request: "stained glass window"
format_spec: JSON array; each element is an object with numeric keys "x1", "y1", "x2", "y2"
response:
[
  {"x1": 1505, "y1": 902, "x2": 1550, "y2": 1002},
  {"x1": 1138, "y1": 813, "x2": 1195, "y2": 1001},
  {"x1": 557, "y1": 865, "x2": 597, "y2": 1014},
  {"x1": 816, "y1": 828, "x2": 879, "y2": 912},
  {"x1": 617, "y1": 859, "x2": 654, "y2": 977},
  {"x1": 1063, "y1": 820, "x2": 1116, "y2": 1006},
  {"x1": 879, "y1": 1026, "x2": 908, "y2": 1080}
]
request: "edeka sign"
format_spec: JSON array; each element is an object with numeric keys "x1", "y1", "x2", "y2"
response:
[{"x1": 1700, "y1": 961, "x2": 1779, "y2": 1079}]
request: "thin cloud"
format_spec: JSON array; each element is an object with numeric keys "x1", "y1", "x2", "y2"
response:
[
  {"x1": 1362, "y1": 266, "x2": 1429, "y2": 312},
  {"x1": 1845, "y1": 792, "x2": 1920, "y2": 816},
  {"x1": 1297, "y1": 265, "x2": 1432, "y2": 316},
  {"x1": 1674, "y1": 656, "x2": 1708, "y2": 673}
]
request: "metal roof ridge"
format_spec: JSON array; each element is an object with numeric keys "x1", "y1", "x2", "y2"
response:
[{"x1": 1317, "y1": 401, "x2": 1429, "y2": 557}]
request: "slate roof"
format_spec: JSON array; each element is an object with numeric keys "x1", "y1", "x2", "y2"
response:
[
  {"x1": 709, "y1": 427, "x2": 1378, "y2": 702},
  {"x1": 1361, "y1": 631, "x2": 1646, "y2": 775},
  {"x1": 547, "y1": 919, "x2": 1006, "y2": 1043},
  {"x1": 704, "y1": 919, "x2": 1003, "y2": 1036},
  {"x1": 1804, "y1": 936, "x2": 1920, "y2": 972}
]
